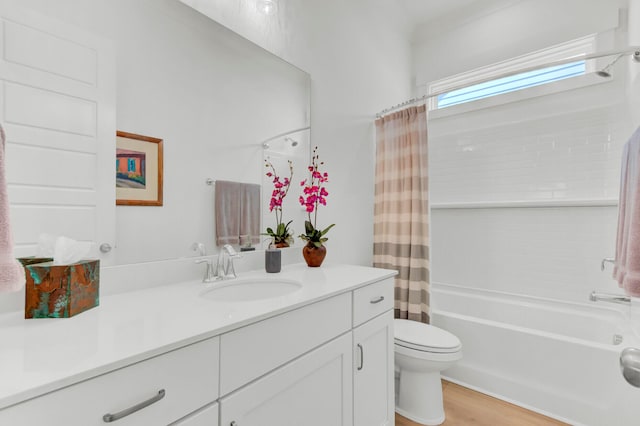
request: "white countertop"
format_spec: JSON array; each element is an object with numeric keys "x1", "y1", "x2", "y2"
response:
[{"x1": 0, "y1": 263, "x2": 396, "y2": 410}]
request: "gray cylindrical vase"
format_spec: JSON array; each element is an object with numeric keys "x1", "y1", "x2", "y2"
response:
[{"x1": 265, "y1": 248, "x2": 281, "y2": 273}]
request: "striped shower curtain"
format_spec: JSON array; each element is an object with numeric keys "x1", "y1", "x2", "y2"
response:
[{"x1": 373, "y1": 105, "x2": 430, "y2": 323}]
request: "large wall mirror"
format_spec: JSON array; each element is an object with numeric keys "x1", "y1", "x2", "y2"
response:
[{"x1": 11, "y1": 0, "x2": 310, "y2": 265}]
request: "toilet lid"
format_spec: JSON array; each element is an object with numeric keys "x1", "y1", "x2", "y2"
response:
[{"x1": 394, "y1": 319, "x2": 461, "y2": 353}]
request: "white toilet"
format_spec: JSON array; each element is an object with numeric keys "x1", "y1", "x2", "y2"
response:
[{"x1": 394, "y1": 318, "x2": 462, "y2": 426}]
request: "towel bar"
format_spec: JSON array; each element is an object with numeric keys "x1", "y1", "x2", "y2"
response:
[{"x1": 589, "y1": 291, "x2": 630, "y2": 305}]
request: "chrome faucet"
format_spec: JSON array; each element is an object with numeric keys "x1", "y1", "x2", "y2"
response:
[
  {"x1": 589, "y1": 291, "x2": 631, "y2": 305},
  {"x1": 194, "y1": 244, "x2": 241, "y2": 283},
  {"x1": 193, "y1": 242, "x2": 219, "y2": 283}
]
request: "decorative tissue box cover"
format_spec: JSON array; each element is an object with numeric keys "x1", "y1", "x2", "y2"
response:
[{"x1": 18, "y1": 258, "x2": 100, "y2": 319}]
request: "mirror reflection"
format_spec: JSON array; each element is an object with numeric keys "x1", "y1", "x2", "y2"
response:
[
  {"x1": 10, "y1": 0, "x2": 310, "y2": 265},
  {"x1": 261, "y1": 127, "x2": 311, "y2": 249}
]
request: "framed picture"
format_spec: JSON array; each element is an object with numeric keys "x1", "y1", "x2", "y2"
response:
[{"x1": 116, "y1": 131, "x2": 163, "y2": 206}]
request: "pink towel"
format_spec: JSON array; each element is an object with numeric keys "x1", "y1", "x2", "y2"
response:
[
  {"x1": 0, "y1": 124, "x2": 25, "y2": 293},
  {"x1": 614, "y1": 127, "x2": 640, "y2": 297}
]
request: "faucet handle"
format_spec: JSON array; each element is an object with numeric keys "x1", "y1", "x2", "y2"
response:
[
  {"x1": 221, "y1": 244, "x2": 241, "y2": 278},
  {"x1": 223, "y1": 244, "x2": 240, "y2": 258}
]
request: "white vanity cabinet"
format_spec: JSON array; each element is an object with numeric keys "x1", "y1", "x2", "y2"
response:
[
  {"x1": 353, "y1": 278, "x2": 395, "y2": 426},
  {"x1": 0, "y1": 269, "x2": 396, "y2": 426},
  {"x1": 218, "y1": 293, "x2": 353, "y2": 426},
  {"x1": 220, "y1": 333, "x2": 353, "y2": 426},
  {"x1": 218, "y1": 277, "x2": 395, "y2": 426},
  {"x1": 353, "y1": 312, "x2": 395, "y2": 426},
  {"x1": 218, "y1": 293, "x2": 352, "y2": 395},
  {"x1": 0, "y1": 337, "x2": 220, "y2": 426}
]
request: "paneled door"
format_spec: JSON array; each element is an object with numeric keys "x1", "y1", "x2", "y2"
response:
[
  {"x1": 353, "y1": 311, "x2": 395, "y2": 426},
  {"x1": 220, "y1": 333, "x2": 354, "y2": 426},
  {"x1": 1, "y1": 5, "x2": 116, "y2": 263}
]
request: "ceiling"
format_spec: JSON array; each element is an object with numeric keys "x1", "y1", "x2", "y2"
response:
[{"x1": 397, "y1": 0, "x2": 480, "y2": 28}]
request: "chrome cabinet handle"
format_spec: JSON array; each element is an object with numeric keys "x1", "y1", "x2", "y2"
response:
[
  {"x1": 357, "y1": 344, "x2": 364, "y2": 371},
  {"x1": 100, "y1": 243, "x2": 112, "y2": 253},
  {"x1": 370, "y1": 296, "x2": 384, "y2": 304},
  {"x1": 103, "y1": 389, "x2": 165, "y2": 423},
  {"x1": 230, "y1": 422, "x2": 237, "y2": 426}
]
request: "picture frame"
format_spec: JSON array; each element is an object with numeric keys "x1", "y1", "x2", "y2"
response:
[{"x1": 116, "y1": 131, "x2": 163, "y2": 206}]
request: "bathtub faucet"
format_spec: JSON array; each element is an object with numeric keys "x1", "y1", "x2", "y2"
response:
[{"x1": 589, "y1": 291, "x2": 631, "y2": 305}]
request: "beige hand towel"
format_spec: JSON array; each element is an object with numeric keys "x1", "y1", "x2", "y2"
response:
[
  {"x1": 239, "y1": 183, "x2": 261, "y2": 245},
  {"x1": 215, "y1": 180, "x2": 242, "y2": 246}
]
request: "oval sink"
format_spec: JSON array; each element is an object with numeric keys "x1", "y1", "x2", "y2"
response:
[{"x1": 200, "y1": 278, "x2": 302, "y2": 302}]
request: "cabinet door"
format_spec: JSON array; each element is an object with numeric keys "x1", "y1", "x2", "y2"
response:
[
  {"x1": 220, "y1": 333, "x2": 353, "y2": 426},
  {"x1": 353, "y1": 310, "x2": 394, "y2": 426}
]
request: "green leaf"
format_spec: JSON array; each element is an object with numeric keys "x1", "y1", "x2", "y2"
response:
[
  {"x1": 313, "y1": 241, "x2": 323, "y2": 248},
  {"x1": 320, "y1": 237, "x2": 328, "y2": 243},
  {"x1": 266, "y1": 227, "x2": 274, "y2": 234},
  {"x1": 304, "y1": 220, "x2": 314, "y2": 234},
  {"x1": 320, "y1": 224, "x2": 335, "y2": 236}
]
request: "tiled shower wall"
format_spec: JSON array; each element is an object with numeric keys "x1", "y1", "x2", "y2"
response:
[{"x1": 429, "y1": 83, "x2": 636, "y2": 303}]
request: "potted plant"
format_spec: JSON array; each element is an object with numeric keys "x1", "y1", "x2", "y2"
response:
[
  {"x1": 298, "y1": 146, "x2": 335, "y2": 267},
  {"x1": 263, "y1": 158, "x2": 294, "y2": 247}
]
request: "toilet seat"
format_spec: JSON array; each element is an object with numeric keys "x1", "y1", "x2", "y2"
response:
[{"x1": 394, "y1": 319, "x2": 461, "y2": 354}]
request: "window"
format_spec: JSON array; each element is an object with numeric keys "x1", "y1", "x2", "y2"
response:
[
  {"x1": 436, "y1": 61, "x2": 585, "y2": 108},
  {"x1": 428, "y1": 34, "x2": 597, "y2": 111}
]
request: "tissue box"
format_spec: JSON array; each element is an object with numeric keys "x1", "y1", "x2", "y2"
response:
[{"x1": 18, "y1": 258, "x2": 100, "y2": 319}]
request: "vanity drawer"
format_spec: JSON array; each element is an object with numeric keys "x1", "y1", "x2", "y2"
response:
[
  {"x1": 219, "y1": 292, "x2": 351, "y2": 395},
  {"x1": 353, "y1": 278, "x2": 394, "y2": 327},
  {"x1": 0, "y1": 337, "x2": 219, "y2": 425}
]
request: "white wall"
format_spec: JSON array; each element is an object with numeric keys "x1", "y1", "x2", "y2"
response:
[
  {"x1": 413, "y1": 0, "x2": 625, "y2": 88},
  {"x1": 4, "y1": 0, "x2": 310, "y2": 265},
  {"x1": 292, "y1": 1, "x2": 412, "y2": 266},
  {"x1": 182, "y1": 0, "x2": 413, "y2": 266},
  {"x1": 414, "y1": 0, "x2": 636, "y2": 303}
]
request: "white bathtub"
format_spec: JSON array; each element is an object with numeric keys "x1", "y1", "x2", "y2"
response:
[{"x1": 431, "y1": 283, "x2": 640, "y2": 426}]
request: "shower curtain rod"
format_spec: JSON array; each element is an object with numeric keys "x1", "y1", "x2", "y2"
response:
[{"x1": 375, "y1": 46, "x2": 640, "y2": 118}]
